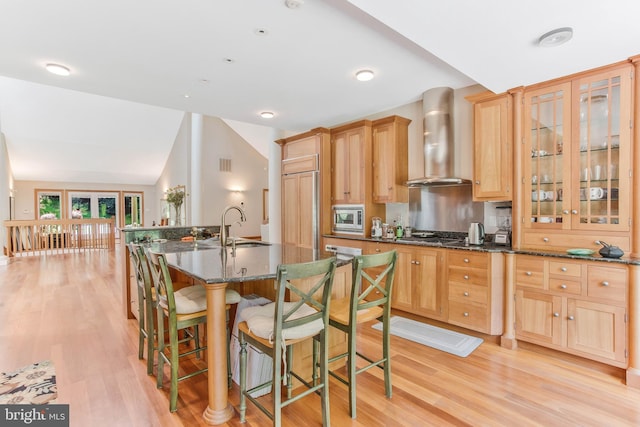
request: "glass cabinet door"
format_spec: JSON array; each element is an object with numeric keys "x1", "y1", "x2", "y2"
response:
[
  {"x1": 524, "y1": 82, "x2": 572, "y2": 228},
  {"x1": 573, "y1": 68, "x2": 631, "y2": 231}
]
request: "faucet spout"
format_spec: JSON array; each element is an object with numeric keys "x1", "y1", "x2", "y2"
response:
[{"x1": 220, "y1": 205, "x2": 247, "y2": 247}]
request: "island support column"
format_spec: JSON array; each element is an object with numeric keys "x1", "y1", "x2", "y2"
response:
[{"x1": 202, "y1": 282, "x2": 235, "y2": 424}]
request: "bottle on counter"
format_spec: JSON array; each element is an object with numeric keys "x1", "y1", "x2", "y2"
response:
[{"x1": 395, "y1": 217, "x2": 404, "y2": 238}]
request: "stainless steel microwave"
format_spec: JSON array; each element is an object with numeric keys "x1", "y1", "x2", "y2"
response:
[{"x1": 332, "y1": 204, "x2": 364, "y2": 234}]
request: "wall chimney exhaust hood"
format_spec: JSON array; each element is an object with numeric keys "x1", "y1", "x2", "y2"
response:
[{"x1": 406, "y1": 87, "x2": 471, "y2": 187}]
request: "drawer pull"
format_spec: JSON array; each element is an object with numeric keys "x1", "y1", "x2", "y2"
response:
[
  {"x1": 463, "y1": 312, "x2": 469, "y2": 317},
  {"x1": 562, "y1": 209, "x2": 569, "y2": 214},
  {"x1": 571, "y1": 209, "x2": 578, "y2": 215},
  {"x1": 560, "y1": 267, "x2": 567, "y2": 272},
  {"x1": 411, "y1": 260, "x2": 415, "y2": 264},
  {"x1": 463, "y1": 292, "x2": 469, "y2": 297},
  {"x1": 415, "y1": 261, "x2": 420, "y2": 265},
  {"x1": 464, "y1": 275, "x2": 469, "y2": 280},
  {"x1": 553, "y1": 312, "x2": 560, "y2": 317},
  {"x1": 568, "y1": 315, "x2": 575, "y2": 321},
  {"x1": 602, "y1": 281, "x2": 609, "y2": 287},
  {"x1": 543, "y1": 237, "x2": 549, "y2": 242},
  {"x1": 463, "y1": 258, "x2": 470, "y2": 263},
  {"x1": 376, "y1": 248, "x2": 381, "y2": 253},
  {"x1": 525, "y1": 271, "x2": 533, "y2": 276},
  {"x1": 560, "y1": 284, "x2": 567, "y2": 289}
]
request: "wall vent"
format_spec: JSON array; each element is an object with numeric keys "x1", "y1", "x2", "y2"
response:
[{"x1": 219, "y1": 158, "x2": 232, "y2": 172}]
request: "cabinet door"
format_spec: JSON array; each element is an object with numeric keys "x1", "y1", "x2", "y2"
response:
[
  {"x1": 472, "y1": 94, "x2": 512, "y2": 201},
  {"x1": 412, "y1": 249, "x2": 441, "y2": 317},
  {"x1": 332, "y1": 128, "x2": 365, "y2": 204},
  {"x1": 523, "y1": 82, "x2": 572, "y2": 229},
  {"x1": 516, "y1": 289, "x2": 564, "y2": 347},
  {"x1": 572, "y1": 67, "x2": 632, "y2": 231},
  {"x1": 567, "y1": 299, "x2": 626, "y2": 365},
  {"x1": 391, "y1": 248, "x2": 413, "y2": 312},
  {"x1": 372, "y1": 122, "x2": 395, "y2": 203},
  {"x1": 282, "y1": 171, "x2": 317, "y2": 249},
  {"x1": 372, "y1": 117, "x2": 409, "y2": 203}
]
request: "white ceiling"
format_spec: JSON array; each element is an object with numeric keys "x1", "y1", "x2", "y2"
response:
[{"x1": 1, "y1": 0, "x2": 639, "y2": 185}]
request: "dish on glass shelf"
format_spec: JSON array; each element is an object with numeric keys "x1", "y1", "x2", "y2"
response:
[{"x1": 566, "y1": 248, "x2": 595, "y2": 256}]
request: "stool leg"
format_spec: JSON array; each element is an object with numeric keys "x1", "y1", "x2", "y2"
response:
[
  {"x1": 383, "y1": 315, "x2": 392, "y2": 398},
  {"x1": 312, "y1": 336, "x2": 319, "y2": 387},
  {"x1": 320, "y1": 330, "x2": 331, "y2": 427},
  {"x1": 348, "y1": 322, "x2": 358, "y2": 418},
  {"x1": 239, "y1": 334, "x2": 248, "y2": 422},
  {"x1": 226, "y1": 308, "x2": 232, "y2": 388}
]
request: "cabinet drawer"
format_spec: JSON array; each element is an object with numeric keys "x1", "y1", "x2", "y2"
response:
[
  {"x1": 522, "y1": 231, "x2": 630, "y2": 252},
  {"x1": 282, "y1": 155, "x2": 318, "y2": 174},
  {"x1": 448, "y1": 301, "x2": 488, "y2": 330},
  {"x1": 448, "y1": 251, "x2": 488, "y2": 269},
  {"x1": 448, "y1": 268, "x2": 487, "y2": 286},
  {"x1": 587, "y1": 265, "x2": 627, "y2": 304},
  {"x1": 548, "y1": 278, "x2": 582, "y2": 295},
  {"x1": 515, "y1": 256, "x2": 545, "y2": 289},
  {"x1": 448, "y1": 282, "x2": 488, "y2": 305},
  {"x1": 548, "y1": 261, "x2": 582, "y2": 278}
]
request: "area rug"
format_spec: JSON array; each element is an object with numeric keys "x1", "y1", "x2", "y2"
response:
[
  {"x1": 372, "y1": 316, "x2": 483, "y2": 357},
  {"x1": 0, "y1": 360, "x2": 57, "y2": 404}
]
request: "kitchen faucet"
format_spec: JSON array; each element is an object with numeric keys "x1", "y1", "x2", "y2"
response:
[{"x1": 220, "y1": 205, "x2": 246, "y2": 247}]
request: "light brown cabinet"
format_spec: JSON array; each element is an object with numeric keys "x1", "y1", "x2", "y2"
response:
[
  {"x1": 391, "y1": 244, "x2": 446, "y2": 321},
  {"x1": 277, "y1": 129, "x2": 331, "y2": 247},
  {"x1": 331, "y1": 121, "x2": 370, "y2": 204},
  {"x1": 520, "y1": 64, "x2": 633, "y2": 252},
  {"x1": 372, "y1": 115, "x2": 411, "y2": 203},
  {"x1": 446, "y1": 250, "x2": 504, "y2": 335},
  {"x1": 514, "y1": 254, "x2": 628, "y2": 367},
  {"x1": 466, "y1": 91, "x2": 513, "y2": 201}
]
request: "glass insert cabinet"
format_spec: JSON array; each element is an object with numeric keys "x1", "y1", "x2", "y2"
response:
[{"x1": 523, "y1": 65, "x2": 632, "y2": 232}]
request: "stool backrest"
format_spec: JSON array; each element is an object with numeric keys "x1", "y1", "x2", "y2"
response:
[
  {"x1": 350, "y1": 250, "x2": 398, "y2": 323},
  {"x1": 147, "y1": 250, "x2": 177, "y2": 320},
  {"x1": 129, "y1": 243, "x2": 154, "y2": 325},
  {"x1": 273, "y1": 256, "x2": 337, "y2": 346}
]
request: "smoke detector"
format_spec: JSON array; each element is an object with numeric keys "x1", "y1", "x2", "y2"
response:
[{"x1": 285, "y1": 0, "x2": 303, "y2": 9}]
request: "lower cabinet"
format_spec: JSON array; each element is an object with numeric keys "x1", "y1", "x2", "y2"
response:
[
  {"x1": 515, "y1": 254, "x2": 628, "y2": 367},
  {"x1": 446, "y1": 250, "x2": 504, "y2": 335},
  {"x1": 389, "y1": 244, "x2": 446, "y2": 321}
]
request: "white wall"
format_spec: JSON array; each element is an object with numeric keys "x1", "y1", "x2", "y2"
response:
[
  {"x1": 0, "y1": 133, "x2": 13, "y2": 256},
  {"x1": 157, "y1": 114, "x2": 269, "y2": 238}
]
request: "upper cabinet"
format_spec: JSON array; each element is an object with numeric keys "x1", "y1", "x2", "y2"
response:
[
  {"x1": 371, "y1": 115, "x2": 411, "y2": 203},
  {"x1": 331, "y1": 121, "x2": 370, "y2": 205},
  {"x1": 521, "y1": 63, "x2": 633, "y2": 251},
  {"x1": 467, "y1": 91, "x2": 513, "y2": 201}
]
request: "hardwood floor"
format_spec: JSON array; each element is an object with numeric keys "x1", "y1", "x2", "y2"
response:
[{"x1": 1, "y1": 247, "x2": 640, "y2": 426}]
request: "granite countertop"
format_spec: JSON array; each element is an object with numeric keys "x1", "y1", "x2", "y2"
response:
[
  {"x1": 323, "y1": 234, "x2": 640, "y2": 265},
  {"x1": 148, "y1": 240, "x2": 349, "y2": 284}
]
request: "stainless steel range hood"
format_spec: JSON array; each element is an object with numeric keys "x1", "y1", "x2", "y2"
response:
[{"x1": 406, "y1": 87, "x2": 471, "y2": 187}]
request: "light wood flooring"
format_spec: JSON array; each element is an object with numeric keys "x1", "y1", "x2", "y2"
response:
[{"x1": 1, "y1": 247, "x2": 640, "y2": 426}]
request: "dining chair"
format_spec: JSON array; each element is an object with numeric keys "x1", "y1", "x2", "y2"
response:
[
  {"x1": 238, "y1": 256, "x2": 337, "y2": 427},
  {"x1": 128, "y1": 243, "x2": 156, "y2": 376},
  {"x1": 147, "y1": 249, "x2": 209, "y2": 413},
  {"x1": 316, "y1": 250, "x2": 397, "y2": 419}
]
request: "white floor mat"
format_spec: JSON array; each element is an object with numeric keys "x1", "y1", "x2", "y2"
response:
[{"x1": 372, "y1": 316, "x2": 483, "y2": 357}]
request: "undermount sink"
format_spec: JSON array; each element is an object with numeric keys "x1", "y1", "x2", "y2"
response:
[{"x1": 230, "y1": 240, "x2": 271, "y2": 247}]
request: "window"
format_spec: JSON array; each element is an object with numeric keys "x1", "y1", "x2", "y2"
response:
[
  {"x1": 123, "y1": 192, "x2": 143, "y2": 226},
  {"x1": 37, "y1": 191, "x2": 62, "y2": 219}
]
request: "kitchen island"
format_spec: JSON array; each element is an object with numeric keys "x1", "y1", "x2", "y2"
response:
[{"x1": 151, "y1": 239, "x2": 342, "y2": 425}]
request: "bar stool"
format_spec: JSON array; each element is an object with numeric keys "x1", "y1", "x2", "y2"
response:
[
  {"x1": 238, "y1": 257, "x2": 337, "y2": 427},
  {"x1": 128, "y1": 243, "x2": 156, "y2": 375},
  {"x1": 147, "y1": 250, "x2": 209, "y2": 413},
  {"x1": 315, "y1": 250, "x2": 397, "y2": 418}
]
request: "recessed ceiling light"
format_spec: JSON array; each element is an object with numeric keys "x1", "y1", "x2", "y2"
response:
[
  {"x1": 254, "y1": 28, "x2": 269, "y2": 36},
  {"x1": 223, "y1": 58, "x2": 235, "y2": 64},
  {"x1": 260, "y1": 111, "x2": 275, "y2": 119},
  {"x1": 538, "y1": 27, "x2": 573, "y2": 47},
  {"x1": 184, "y1": 94, "x2": 190, "y2": 98},
  {"x1": 45, "y1": 63, "x2": 71, "y2": 76},
  {"x1": 355, "y1": 69, "x2": 374, "y2": 82}
]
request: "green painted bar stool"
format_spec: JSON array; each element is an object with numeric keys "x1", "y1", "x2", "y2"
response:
[
  {"x1": 315, "y1": 250, "x2": 397, "y2": 419},
  {"x1": 128, "y1": 243, "x2": 157, "y2": 375},
  {"x1": 147, "y1": 249, "x2": 209, "y2": 413},
  {"x1": 238, "y1": 256, "x2": 337, "y2": 427}
]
